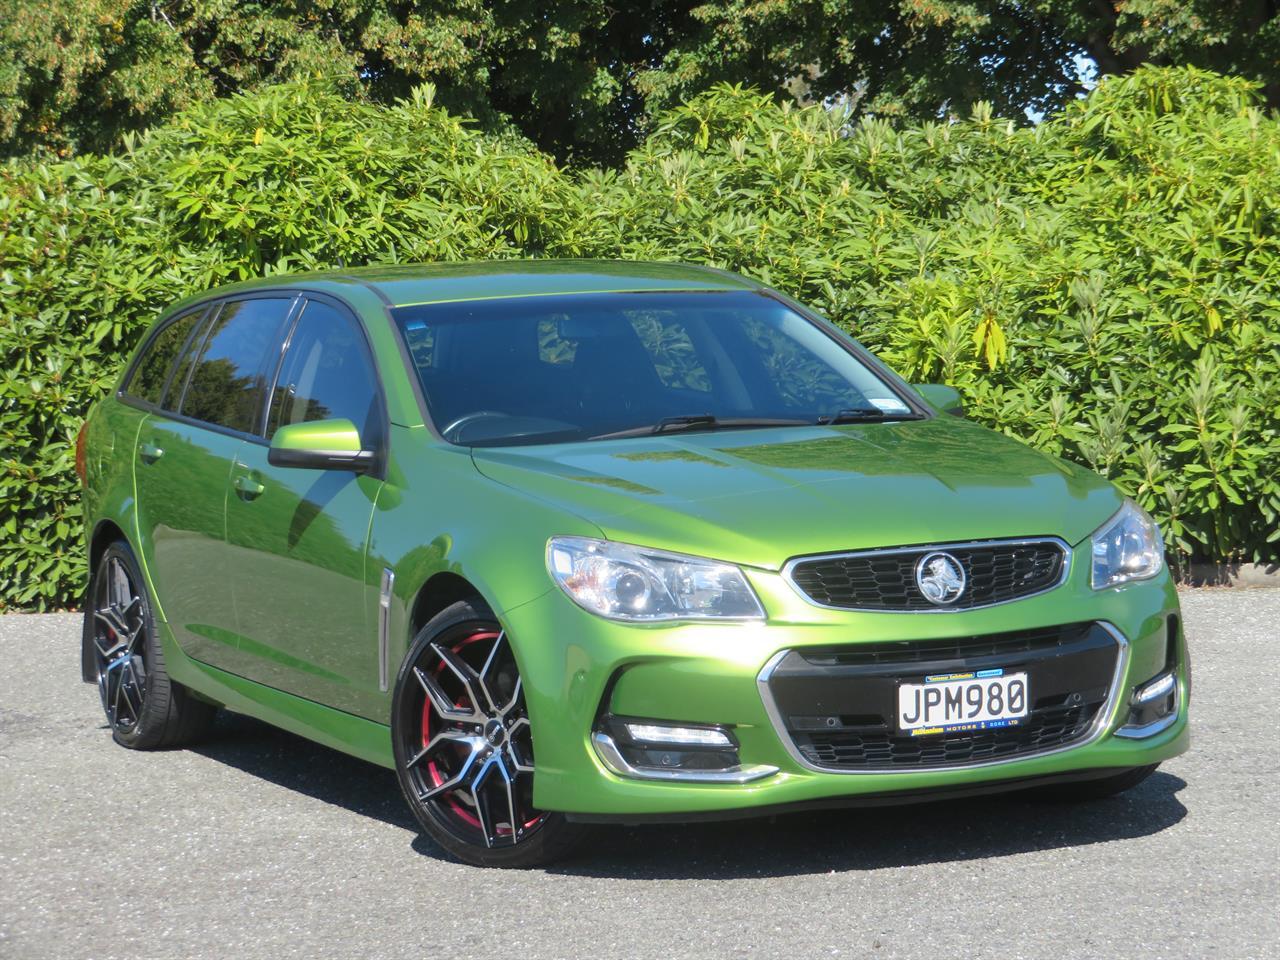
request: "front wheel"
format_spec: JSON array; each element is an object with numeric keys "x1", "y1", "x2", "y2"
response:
[{"x1": 391, "y1": 599, "x2": 587, "y2": 867}]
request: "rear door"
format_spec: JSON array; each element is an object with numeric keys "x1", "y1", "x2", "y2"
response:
[
  {"x1": 132, "y1": 295, "x2": 296, "y2": 674},
  {"x1": 224, "y1": 296, "x2": 385, "y2": 716}
]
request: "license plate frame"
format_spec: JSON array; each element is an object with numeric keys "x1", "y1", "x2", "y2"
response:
[{"x1": 896, "y1": 668, "x2": 1029, "y2": 737}]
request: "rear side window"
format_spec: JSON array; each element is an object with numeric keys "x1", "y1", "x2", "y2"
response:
[
  {"x1": 180, "y1": 298, "x2": 293, "y2": 434},
  {"x1": 266, "y1": 300, "x2": 380, "y2": 441},
  {"x1": 125, "y1": 309, "x2": 205, "y2": 407}
]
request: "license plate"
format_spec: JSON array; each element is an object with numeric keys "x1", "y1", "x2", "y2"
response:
[{"x1": 897, "y1": 669, "x2": 1029, "y2": 736}]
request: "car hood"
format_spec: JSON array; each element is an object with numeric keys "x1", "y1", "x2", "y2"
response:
[{"x1": 470, "y1": 418, "x2": 1122, "y2": 570}]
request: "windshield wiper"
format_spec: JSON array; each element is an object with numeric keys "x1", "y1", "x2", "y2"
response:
[
  {"x1": 654, "y1": 414, "x2": 718, "y2": 434},
  {"x1": 591, "y1": 415, "x2": 810, "y2": 441},
  {"x1": 817, "y1": 407, "x2": 922, "y2": 425}
]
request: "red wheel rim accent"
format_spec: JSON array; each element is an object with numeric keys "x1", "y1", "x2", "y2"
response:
[{"x1": 418, "y1": 628, "x2": 547, "y2": 839}]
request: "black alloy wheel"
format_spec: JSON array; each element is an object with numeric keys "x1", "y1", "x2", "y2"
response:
[
  {"x1": 92, "y1": 551, "x2": 150, "y2": 733},
  {"x1": 392, "y1": 599, "x2": 587, "y2": 867},
  {"x1": 84, "y1": 541, "x2": 216, "y2": 749}
]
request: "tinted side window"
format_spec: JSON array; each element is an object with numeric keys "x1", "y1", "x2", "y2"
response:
[
  {"x1": 266, "y1": 300, "x2": 380, "y2": 441},
  {"x1": 166, "y1": 312, "x2": 213, "y2": 413},
  {"x1": 125, "y1": 309, "x2": 204, "y2": 406},
  {"x1": 181, "y1": 298, "x2": 293, "y2": 433}
]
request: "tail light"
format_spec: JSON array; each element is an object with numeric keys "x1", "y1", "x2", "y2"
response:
[{"x1": 75, "y1": 421, "x2": 88, "y2": 487}]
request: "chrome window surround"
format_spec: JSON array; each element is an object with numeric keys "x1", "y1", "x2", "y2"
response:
[
  {"x1": 591, "y1": 732, "x2": 779, "y2": 784},
  {"x1": 781, "y1": 536, "x2": 1073, "y2": 614},
  {"x1": 755, "y1": 621, "x2": 1131, "y2": 775}
]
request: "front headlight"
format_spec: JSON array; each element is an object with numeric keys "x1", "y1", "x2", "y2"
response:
[
  {"x1": 547, "y1": 537, "x2": 765, "y2": 622},
  {"x1": 1090, "y1": 500, "x2": 1164, "y2": 589}
]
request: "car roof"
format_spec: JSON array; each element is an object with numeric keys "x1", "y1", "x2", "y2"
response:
[{"x1": 165, "y1": 260, "x2": 763, "y2": 314}]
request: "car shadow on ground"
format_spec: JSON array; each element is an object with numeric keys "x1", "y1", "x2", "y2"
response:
[
  {"x1": 194, "y1": 712, "x2": 1187, "y2": 879},
  {"x1": 191, "y1": 712, "x2": 417, "y2": 832},
  {"x1": 545, "y1": 772, "x2": 1187, "y2": 879}
]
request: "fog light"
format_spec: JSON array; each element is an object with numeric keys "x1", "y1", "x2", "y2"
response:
[
  {"x1": 592, "y1": 717, "x2": 778, "y2": 783},
  {"x1": 623, "y1": 722, "x2": 734, "y2": 747},
  {"x1": 1135, "y1": 672, "x2": 1174, "y2": 704},
  {"x1": 1117, "y1": 670, "x2": 1179, "y2": 739}
]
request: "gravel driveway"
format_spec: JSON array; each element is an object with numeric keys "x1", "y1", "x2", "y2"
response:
[{"x1": 2, "y1": 589, "x2": 1276, "y2": 960}]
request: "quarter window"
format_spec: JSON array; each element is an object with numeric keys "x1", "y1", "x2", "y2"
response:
[
  {"x1": 180, "y1": 298, "x2": 293, "y2": 433},
  {"x1": 125, "y1": 309, "x2": 205, "y2": 407},
  {"x1": 266, "y1": 300, "x2": 380, "y2": 441}
]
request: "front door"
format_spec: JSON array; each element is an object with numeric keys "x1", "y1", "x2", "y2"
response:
[{"x1": 224, "y1": 297, "x2": 385, "y2": 717}]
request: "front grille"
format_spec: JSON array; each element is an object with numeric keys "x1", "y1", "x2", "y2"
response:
[
  {"x1": 762, "y1": 622, "x2": 1119, "y2": 771},
  {"x1": 786, "y1": 538, "x2": 1066, "y2": 611},
  {"x1": 799, "y1": 622, "x2": 1084, "y2": 668},
  {"x1": 802, "y1": 703, "x2": 1095, "y2": 768}
]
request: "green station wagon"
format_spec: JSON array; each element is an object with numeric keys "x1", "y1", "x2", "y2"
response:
[{"x1": 78, "y1": 261, "x2": 1189, "y2": 866}]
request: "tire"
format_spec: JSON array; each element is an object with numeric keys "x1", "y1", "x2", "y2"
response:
[
  {"x1": 391, "y1": 598, "x2": 588, "y2": 868},
  {"x1": 1031, "y1": 764, "x2": 1159, "y2": 801},
  {"x1": 83, "y1": 540, "x2": 217, "y2": 749}
]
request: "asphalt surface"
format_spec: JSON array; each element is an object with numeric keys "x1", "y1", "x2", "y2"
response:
[{"x1": 2, "y1": 590, "x2": 1277, "y2": 960}]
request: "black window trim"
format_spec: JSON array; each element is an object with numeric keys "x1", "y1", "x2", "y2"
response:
[
  {"x1": 118, "y1": 291, "x2": 302, "y2": 446},
  {"x1": 173, "y1": 294, "x2": 300, "y2": 439},
  {"x1": 118, "y1": 303, "x2": 211, "y2": 406},
  {"x1": 118, "y1": 287, "x2": 390, "y2": 474},
  {"x1": 259, "y1": 292, "x2": 391, "y2": 479}
]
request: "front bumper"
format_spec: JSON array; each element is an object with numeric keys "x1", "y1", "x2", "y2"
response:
[{"x1": 504, "y1": 556, "x2": 1189, "y2": 819}]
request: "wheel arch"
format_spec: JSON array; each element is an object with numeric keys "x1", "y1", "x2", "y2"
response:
[
  {"x1": 407, "y1": 571, "x2": 490, "y2": 640},
  {"x1": 82, "y1": 519, "x2": 132, "y2": 682},
  {"x1": 88, "y1": 518, "x2": 129, "y2": 576}
]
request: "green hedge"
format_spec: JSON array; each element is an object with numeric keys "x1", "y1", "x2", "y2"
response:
[{"x1": 2, "y1": 67, "x2": 1277, "y2": 609}]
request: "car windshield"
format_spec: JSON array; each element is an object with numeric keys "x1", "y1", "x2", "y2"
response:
[{"x1": 392, "y1": 290, "x2": 918, "y2": 447}]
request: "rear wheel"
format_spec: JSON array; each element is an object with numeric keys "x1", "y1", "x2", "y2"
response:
[
  {"x1": 391, "y1": 599, "x2": 587, "y2": 867},
  {"x1": 83, "y1": 541, "x2": 216, "y2": 749}
]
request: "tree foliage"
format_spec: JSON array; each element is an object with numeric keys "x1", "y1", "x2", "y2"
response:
[
  {"x1": 642, "y1": 0, "x2": 1280, "y2": 122},
  {"x1": 0, "y1": 0, "x2": 691, "y2": 164},
  {"x1": 4, "y1": 1, "x2": 1279, "y2": 165},
  {"x1": 1, "y1": 66, "x2": 1277, "y2": 608}
]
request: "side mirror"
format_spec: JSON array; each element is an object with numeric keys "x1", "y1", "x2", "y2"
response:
[
  {"x1": 268, "y1": 418, "x2": 376, "y2": 472},
  {"x1": 913, "y1": 383, "x2": 965, "y2": 417}
]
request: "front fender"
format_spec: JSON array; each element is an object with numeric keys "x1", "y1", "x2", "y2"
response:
[{"x1": 368, "y1": 426, "x2": 603, "y2": 723}]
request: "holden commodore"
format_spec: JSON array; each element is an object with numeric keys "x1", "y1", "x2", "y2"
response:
[{"x1": 78, "y1": 261, "x2": 1188, "y2": 866}]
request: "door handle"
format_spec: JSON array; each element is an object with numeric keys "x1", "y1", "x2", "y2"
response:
[
  {"x1": 233, "y1": 474, "x2": 266, "y2": 500},
  {"x1": 138, "y1": 442, "x2": 164, "y2": 464}
]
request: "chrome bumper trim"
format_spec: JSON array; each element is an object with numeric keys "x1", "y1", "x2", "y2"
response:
[
  {"x1": 592, "y1": 732, "x2": 779, "y2": 784},
  {"x1": 1115, "y1": 679, "x2": 1182, "y2": 740}
]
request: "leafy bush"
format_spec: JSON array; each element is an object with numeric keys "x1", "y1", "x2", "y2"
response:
[
  {"x1": 551, "y1": 67, "x2": 1280, "y2": 573},
  {"x1": 2, "y1": 67, "x2": 1277, "y2": 608},
  {"x1": 0, "y1": 83, "x2": 563, "y2": 608}
]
